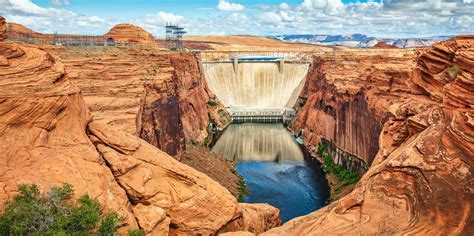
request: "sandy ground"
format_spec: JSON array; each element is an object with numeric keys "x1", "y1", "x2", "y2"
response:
[{"x1": 184, "y1": 35, "x2": 335, "y2": 52}]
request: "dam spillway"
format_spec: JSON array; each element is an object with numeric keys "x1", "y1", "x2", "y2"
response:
[{"x1": 201, "y1": 53, "x2": 310, "y2": 122}]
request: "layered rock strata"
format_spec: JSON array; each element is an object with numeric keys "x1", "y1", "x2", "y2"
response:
[
  {"x1": 265, "y1": 37, "x2": 474, "y2": 234},
  {"x1": 0, "y1": 22, "x2": 138, "y2": 230},
  {"x1": 292, "y1": 49, "x2": 425, "y2": 166},
  {"x1": 104, "y1": 23, "x2": 156, "y2": 46},
  {"x1": 0, "y1": 18, "x2": 279, "y2": 235},
  {"x1": 45, "y1": 46, "x2": 229, "y2": 159},
  {"x1": 0, "y1": 17, "x2": 6, "y2": 41}
]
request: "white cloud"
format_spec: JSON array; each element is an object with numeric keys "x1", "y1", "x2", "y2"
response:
[
  {"x1": 300, "y1": 0, "x2": 344, "y2": 14},
  {"x1": 279, "y1": 3, "x2": 290, "y2": 10},
  {"x1": 153, "y1": 11, "x2": 184, "y2": 25},
  {"x1": 258, "y1": 12, "x2": 283, "y2": 26},
  {"x1": 0, "y1": 0, "x2": 110, "y2": 34},
  {"x1": 228, "y1": 12, "x2": 248, "y2": 22},
  {"x1": 259, "y1": 5, "x2": 271, "y2": 11},
  {"x1": 51, "y1": 0, "x2": 70, "y2": 6},
  {"x1": 279, "y1": 11, "x2": 294, "y2": 22},
  {"x1": 1, "y1": 0, "x2": 473, "y2": 38},
  {"x1": 217, "y1": 0, "x2": 245, "y2": 11},
  {"x1": 88, "y1": 16, "x2": 105, "y2": 23}
]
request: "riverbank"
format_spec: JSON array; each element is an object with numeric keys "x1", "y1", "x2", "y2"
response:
[{"x1": 300, "y1": 143, "x2": 359, "y2": 202}]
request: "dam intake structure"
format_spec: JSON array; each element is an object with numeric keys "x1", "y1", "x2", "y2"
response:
[{"x1": 199, "y1": 51, "x2": 313, "y2": 123}]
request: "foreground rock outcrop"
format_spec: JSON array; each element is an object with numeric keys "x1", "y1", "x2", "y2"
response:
[
  {"x1": 269, "y1": 37, "x2": 474, "y2": 234},
  {"x1": 88, "y1": 122, "x2": 240, "y2": 234},
  {"x1": 0, "y1": 18, "x2": 138, "y2": 229},
  {"x1": 0, "y1": 17, "x2": 279, "y2": 235}
]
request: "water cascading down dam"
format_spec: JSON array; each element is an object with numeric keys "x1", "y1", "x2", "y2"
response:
[{"x1": 201, "y1": 51, "x2": 311, "y2": 123}]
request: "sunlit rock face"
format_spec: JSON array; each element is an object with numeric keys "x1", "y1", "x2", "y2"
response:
[
  {"x1": 212, "y1": 123, "x2": 303, "y2": 162},
  {"x1": 204, "y1": 63, "x2": 308, "y2": 110},
  {"x1": 262, "y1": 36, "x2": 474, "y2": 235}
]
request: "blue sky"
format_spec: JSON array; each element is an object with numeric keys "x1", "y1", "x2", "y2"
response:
[{"x1": 0, "y1": 0, "x2": 472, "y2": 37}]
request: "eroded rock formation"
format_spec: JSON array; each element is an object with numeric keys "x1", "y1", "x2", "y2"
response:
[
  {"x1": 0, "y1": 25, "x2": 138, "y2": 230},
  {"x1": 105, "y1": 24, "x2": 156, "y2": 46},
  {"x1": 43, "y1": 46, "x2": 229, "y2": 159},
  {"x1": 0, "y1": 18, "x2": 279, "y2": 235},
  {"x1": 5, "y1": 22, "x2": 53, "y2": 42},
  {"x1": 293, "y1": 48, "x2": 422, "y2": 166},
  {"x1": 219, "y1": 203, "x2": 282, "y2": 234},
  {"x1": 0, "y1": 17, "x2": 6, "y2": 41},
  {"x1": 266, "y1": 36, "x2": 474, "y2": 234},
  {"x1": 88, "y1": 122, "x2": 240, "y2": 234}
]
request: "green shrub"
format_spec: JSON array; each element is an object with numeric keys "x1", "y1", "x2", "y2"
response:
[
  {"x1": 98, "y1": 212, "x2": 120, "y2": 236},
  {"x1": 128, "y1": 229, "x2": 145, "y2": 236},
  {"x1": 316, "y1": 144, "x2": 360, "y2": 191},
  {"x1": 207, "y1": 100, "x2": 218, "y2": 107},
  {"x1": 447, "y1": 64, "x2": 461, "y2": 81},
  {"x1": 0, "y1": 184, "x2": 122, "y2": 235},
  {"x1": 237, "y1": 176, "x2": 249, "y2": 203}
]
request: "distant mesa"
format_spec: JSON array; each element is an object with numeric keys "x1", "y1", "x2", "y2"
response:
[
  {"x1": 372, "y1": 41, "x2": 399, "y2": 49},
  {"x1": 270, "y1": 34, "x2": 453, "y2": 48},
  {"x1": 4, "y1": 21, "x2": 156, "y2": 46},
  {"x1": 104, "y1": 23, "x2": 156, "y2": 45},
  {"x1": 7, "y1": 22, "x2": 52, "y2": 40}
]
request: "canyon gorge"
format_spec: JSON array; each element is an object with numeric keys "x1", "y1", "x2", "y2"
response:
[{"x1": 0, "y1": 16, "x2": 473, "y2": 235}]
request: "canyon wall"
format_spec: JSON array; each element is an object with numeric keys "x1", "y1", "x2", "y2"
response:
[
  {"x1": 0, "y1": 17, "x2": 279, "y2": 235},
  {"x1": 292, "y1": 49, "x2": 423, "y2": 167},
  {"x1": 204, "y1": 62, "x2": 308, "y2": 109},
  {"x1": 45, "y1": 46, "x2": 229, "y2": 159},
  {"x1": 263, "y1": 36, "x2": 473, "y2": 234}
]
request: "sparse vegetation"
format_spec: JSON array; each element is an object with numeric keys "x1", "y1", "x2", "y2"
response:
[
  {"x1": 0, "y1": 184, "x2": 137, "y2": 235},
  {"x1": 128, "y1": 229, "x2": 145, "y2": 236},
  {"x1": 207, "y1": 100, "x2": 218, "y2": 107},
  {"x1": 203, "y1": 137, "x2": 209, "y2": 146},
  {"x1": 237, "y1": 175, "x2": 249, "y2": 203},
  {"x1": 447, "y1": 64, "x2": 461, "y2": 81},
  {"x1": 317, "y1": 144, "x2": 360, "y2": 191}
]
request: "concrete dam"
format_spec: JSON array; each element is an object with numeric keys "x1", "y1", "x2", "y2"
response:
[{"x1": 201, "y1": 52, "x2": 311, "y2": 122}]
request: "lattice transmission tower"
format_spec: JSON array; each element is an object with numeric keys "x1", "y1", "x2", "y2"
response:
[{"x1": 165, "y1": 23, "x2": 186, "y2": 51}]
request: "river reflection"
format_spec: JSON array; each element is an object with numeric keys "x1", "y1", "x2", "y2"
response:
[{"x1": 212, "y1": 123, "x2": 329, "y2": 222}]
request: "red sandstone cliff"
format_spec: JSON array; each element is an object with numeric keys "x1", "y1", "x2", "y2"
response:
[
  {"x1": 0, "y1": 17, "x2": 6, "y2": 41},
  {"x1": 42, "y1": 46, "x2": 229, "y2": 159},
  {"x1": 6, "y1": 22, "x2": 53, "y2": 41},
  {"x1": 292, "y1": 49, "x2": 424, "y2": 166},
  {"x1": 0, "y1": 17, "x2": 278, "y2": 235},
  {"x1": 264, "y1": 37, "x2": 474, "y2": 234}
]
